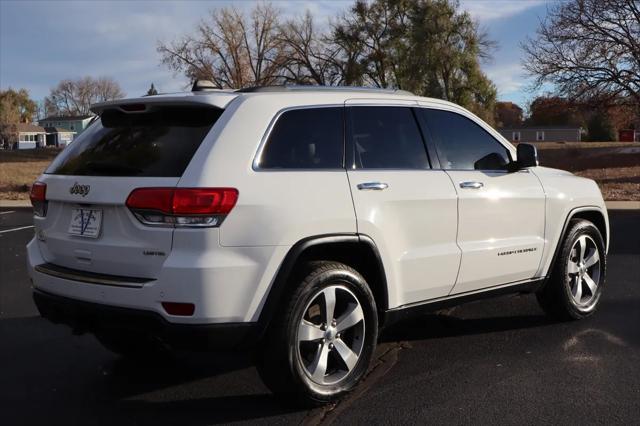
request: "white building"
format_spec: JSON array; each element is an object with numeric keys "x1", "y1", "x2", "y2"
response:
[{"x1": 14, "y1": 123, "x2": 46, "y2": 149}]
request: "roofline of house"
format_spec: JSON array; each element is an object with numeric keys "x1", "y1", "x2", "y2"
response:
[
  {"x1": 498, "y1": 126, "x2": 583, "y2": 131},
  {"x1": 39, "y1": 115, "x2": 94, "y2": 122}
]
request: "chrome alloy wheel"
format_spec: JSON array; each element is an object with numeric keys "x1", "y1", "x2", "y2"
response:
[
  {"x1": 296, "y1": 285, "x2": 365, "y2": 386},
  {"x1": 567, "y1": 235, "x2": 601, "y2": 306}
]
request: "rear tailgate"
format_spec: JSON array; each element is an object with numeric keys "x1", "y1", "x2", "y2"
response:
[
  {"x1": 33, "y1": 103, "x2": 227, "y2": 280},
  {"x1": 35, "y1": 175, "x2": 178, "y2": 279}
]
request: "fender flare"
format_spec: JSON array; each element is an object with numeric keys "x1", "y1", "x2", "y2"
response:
[
  {"x1": 543, "y1": 205, "x2": 608, "y2": 281},
  {"x1": 254, "y1": 233, "x2": 388, "y2": 337}
]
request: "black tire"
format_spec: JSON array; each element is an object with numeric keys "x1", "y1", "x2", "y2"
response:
[
  {"x1": 94, "y1": 329, "x2": 171, "y2": 360},
  {"x1": 256, "y1": 261, "x2": 378, "y2": 406},
  {"x1": 537, "y1": 219, "x2": 607, "y2": 320}
]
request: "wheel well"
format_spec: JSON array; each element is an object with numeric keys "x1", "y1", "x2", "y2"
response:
[
  {"x1": 544, "y1": 208, "x2": 609, "y2": 281},
  {"x1": 571, "y1": 209, "x2": 607, "y2": 245},
  {"x1": 294, "y1": 240, "x2": 388, "y2": 315},
  {"x1": 257, "y1": 236, "x2": 389, "y2": 335}
]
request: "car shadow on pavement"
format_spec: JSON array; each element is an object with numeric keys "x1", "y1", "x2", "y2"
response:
[
  {"x1": 0, "y1": 317, "x2": 306, "y2": 425},
  {"x1": 102, "y1": 351, "x2": 252, "y2": 393},
  {"x1": 119, "y1": 394, "x2": 299, "y2": 425},
  {"x1": 102, "y1": 350, "x2": 304, "y2": 424}
]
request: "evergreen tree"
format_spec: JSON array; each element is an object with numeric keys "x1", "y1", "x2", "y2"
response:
[{"x1": 146, "y1": 83, "x2": 158, "y2": 96}]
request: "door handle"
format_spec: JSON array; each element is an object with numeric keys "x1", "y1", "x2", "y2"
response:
[
  {"x1": 357, "y1": 182, "x2": 389, "y2": 191},
  {"x1": 459, "y1": 181, "x2": 484, "y2": 189}
]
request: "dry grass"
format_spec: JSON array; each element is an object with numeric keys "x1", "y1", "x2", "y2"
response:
[
  {"x1": 536, "y1": 144, "x2": 640, "y2": 200},
  {"x1": 0, "y1": 149, "x2": 60, "y2": 200},
  {"x1": 574, "y1": 166, "x2": 640, "y2": 201},
  {"x1": 532, "y1": 141, "x2": 640, "y2": 150},
  {"x1": 0, "y1": 160, "x2": 51, "y2": 200}
]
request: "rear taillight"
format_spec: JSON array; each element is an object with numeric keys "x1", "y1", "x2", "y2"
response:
[
  {"x1": 30, "y1": 182, "x2": 47, "y2": 217},
  {"x1": 125, "y1": 187, "x2": 238, "y2": 228}
]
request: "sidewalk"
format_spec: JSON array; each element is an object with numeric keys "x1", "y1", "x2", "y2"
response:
[{"x1": 2, "y1": 199, "x2": 639, "y2": 209}]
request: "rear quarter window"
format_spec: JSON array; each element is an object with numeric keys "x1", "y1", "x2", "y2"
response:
[
  {"x1": 257, "y1": 107, "x2": 344, "y2": 169},
  {"x1": 46, "y1": 106, "x2": 223, "y2": 177}
]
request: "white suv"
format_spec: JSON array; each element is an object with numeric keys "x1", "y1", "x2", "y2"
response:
[{"x1": 27, "y1": 84, "x2": 609, "y2": 405}]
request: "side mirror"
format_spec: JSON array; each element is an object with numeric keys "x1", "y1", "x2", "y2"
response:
[{"x1": 516, "y1": 143, "x2": 538, "y2": 169}]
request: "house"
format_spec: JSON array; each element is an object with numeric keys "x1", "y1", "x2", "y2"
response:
[
  {"x1": 12, "y1": 123, "x2": 47, "y2": 149},
  {"x1": 38, "y1": 115, "x2": 94, "y2": 135},
  {"x1": 44, "y1": 127, "x2": 76, "y2": 147},
  {"x1": 498, "y1": 126, "x2": 583, "y2": 143}
]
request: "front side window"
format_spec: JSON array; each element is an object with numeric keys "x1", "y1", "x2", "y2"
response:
[
  {"x1": 46, "y1": 106, "x2": 222, "y2": 177},
  {"x1": 258, "y1": 107, "x2": 344, "y2": 169},
  {"x1": 536, "y1": 131, "x2": 544, "y2": 141},
  {"x1": 348, "y1": 106, "x2": 429, "y2": 169},
  {"x1": 417, "y1": 109, "x2": 511, "y2": 171}
]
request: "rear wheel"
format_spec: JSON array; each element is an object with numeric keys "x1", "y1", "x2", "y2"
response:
[
  {"x1": 537, "y1": 219, "x2": 606, "y2": 320},
  {"x1": 256, "y1": 261, "x2": 378, "y2": 405}
]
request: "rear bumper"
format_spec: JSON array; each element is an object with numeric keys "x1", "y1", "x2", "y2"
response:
[
  {"x1": 26, "y1": 237, "x2": 290, "y2": 324},
  {"x1": 33, "y1": 289, "x2": 258, "y2": 350}
]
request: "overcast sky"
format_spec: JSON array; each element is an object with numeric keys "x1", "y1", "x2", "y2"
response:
[{"x1": 0, "y1": 0, "x2": 550, "y2": 108}]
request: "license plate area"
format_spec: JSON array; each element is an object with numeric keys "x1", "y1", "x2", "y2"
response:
[{"x1": 68, "y1": 208, "x2": 103, "y2": 238}]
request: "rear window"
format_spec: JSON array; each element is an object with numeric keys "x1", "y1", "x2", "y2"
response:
[
  {"x1": 46, "y1": 106, "x2": 223, "y2": 177},
  {"x1": 258, "y1": 107, "x2": 344, "y2": 169}
]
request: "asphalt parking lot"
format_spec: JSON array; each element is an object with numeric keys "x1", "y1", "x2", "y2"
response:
[{"x1": 1, "y1": 207, "x2": 639, "y2": 425}]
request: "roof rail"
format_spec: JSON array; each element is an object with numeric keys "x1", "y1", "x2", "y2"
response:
[{"x1": 235, "y1": 85, "x2": 415, "y2": 96}]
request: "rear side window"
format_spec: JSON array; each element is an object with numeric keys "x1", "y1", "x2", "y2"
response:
[
  {"x1": 46, "y1": 106, "x2": 223, "y2": 177},
  {"x1": 416, "y1": 109, "x2": 511, "y2": 171},
  {"x1": 348, "y1": 106, "x2": 429, "y2": 169},
  {"x1": 258, "y1": 107, "x2": 344, "y2": 169}
]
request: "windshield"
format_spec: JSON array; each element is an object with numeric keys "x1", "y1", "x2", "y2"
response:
[{"x1": 46, "y1": 106, "x2": 223, "y2": 177}]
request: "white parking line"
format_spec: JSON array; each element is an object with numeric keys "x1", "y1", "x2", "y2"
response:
[
  {"x1": 0, "y1": 225, "x2": 34, "y2": 234},
  {"x1": 0, "y1": 211, "x2": 16, "y2": 215}
]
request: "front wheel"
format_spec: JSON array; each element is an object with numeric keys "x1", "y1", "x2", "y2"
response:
[
  {"x1": 256, "y1": 261, "x2": 378, "y2": 406},
  {"x1": 537, "y1": 219, "x2": 607, "y2": 320}
]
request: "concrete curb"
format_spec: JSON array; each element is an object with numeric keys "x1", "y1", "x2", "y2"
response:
[{"x1": 1, "y1": 199, "x2": 639, "y2": 209}]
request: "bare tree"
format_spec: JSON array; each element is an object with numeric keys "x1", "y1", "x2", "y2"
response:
[
  {"x1": 158, "y1": 3, "x2": 287, "y2": 88},
  {"x1": 522, "y1": 0, "x2": 640, "y2": 113},
  {"x1": 278, "y1": 12, "x2": 343, "y2": 85},
  {"x1": 44, "y1": 77, "x2": 125, "y2": 116},
  {"x1": 156, "y1": 1, "x2": 497, "y2": 120}
]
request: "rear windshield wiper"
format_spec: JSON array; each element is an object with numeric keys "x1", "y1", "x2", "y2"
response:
[{"x1": 84, "y1": 161, "x2": 143, "y2": 175}]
